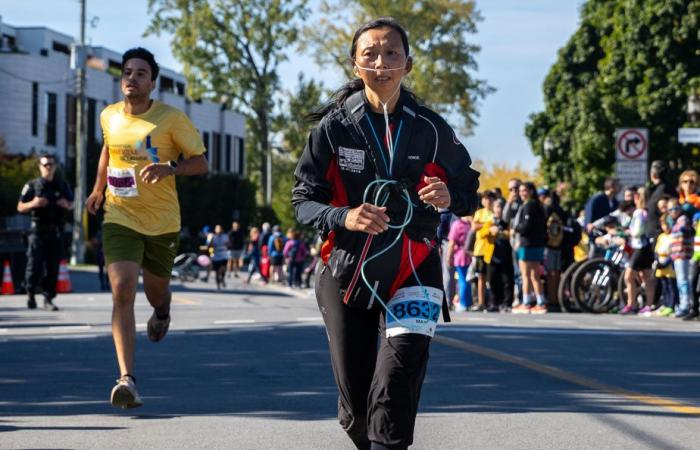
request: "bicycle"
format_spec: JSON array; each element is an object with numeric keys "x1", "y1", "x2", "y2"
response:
[{"x1": 571, "y1": 245, "x2": 628, "y2": 313}]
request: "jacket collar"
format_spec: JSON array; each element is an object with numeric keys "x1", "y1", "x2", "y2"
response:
[{"x1": 343, "y1": 89, "x2": 418, "y2": 179}]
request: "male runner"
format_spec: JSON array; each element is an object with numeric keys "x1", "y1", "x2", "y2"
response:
[{"x1": 86, "y1": 47, "x2": 208, "y2": 409}]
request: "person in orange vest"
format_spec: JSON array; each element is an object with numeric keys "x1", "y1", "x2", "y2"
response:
[{"x1": 17, "y1": 153, "x2": 73, "y2": 311}]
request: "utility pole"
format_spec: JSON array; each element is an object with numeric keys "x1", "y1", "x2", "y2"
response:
[{"x1": 70, "y1": 0, "x2": 87, "y2": 265}]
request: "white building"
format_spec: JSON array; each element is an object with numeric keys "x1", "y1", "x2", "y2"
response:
[{"x1": 0, "y1": 16, "x2": 246, "y2": 178}]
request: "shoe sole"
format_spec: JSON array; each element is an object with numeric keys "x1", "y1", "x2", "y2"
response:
[
  {"x1": 147, "y1": 315, "x2": 170, "y2": 343},
  {"x1": 110, "y1": 385, "x2": 143, "y2": 409}
]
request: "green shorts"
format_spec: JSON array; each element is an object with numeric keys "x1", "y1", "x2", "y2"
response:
[{"x1": 103, "y1": 222, "x2": 179, "y2": 278}]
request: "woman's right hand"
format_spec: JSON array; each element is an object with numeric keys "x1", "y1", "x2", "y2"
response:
[{"x1": 344, "y1": 203, "x2": 390, "y2": 235}]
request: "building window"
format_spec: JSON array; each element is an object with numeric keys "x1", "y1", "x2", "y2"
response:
[
  {"x1": 2, "y1": 34, "x2": 16, "y2": 48},
  {"x1": 31, "y1": 82, "x2": 39, "y2": 136},
  {"x1": 238, "y1": 137, "x2": 245, "y2": 175},
  {"x1": 212, "y1": 132, "x2": 221, "y2": 172},
  {"x1": 45, "y1": 92, "x2": 57, "y2": 146},
  {"x1": 225, "y1": 134, "x2": 232, "y2": 172},
  {"x1": 87, "y1": 98, "x2": 97, "y2": 145},
  {"x1": 202, "y1": 132, "x2": 210, "y2": 163},
  {"x1": 160, "y1": 76, "x2": 174, "y2": 93},
  {"x1": 40, "y1": 49, "x2": 49, "y2": 57},
  {"x1": 52, "y1": 41, "x2": 71, "y2": 55},
  {"x1": 176, "y1": 82, "x2": 185, "y2": 96}
]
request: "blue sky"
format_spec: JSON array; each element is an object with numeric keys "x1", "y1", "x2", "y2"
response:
[{"x1": 1, "y1": 0, "x2": 582, "y2": 170}]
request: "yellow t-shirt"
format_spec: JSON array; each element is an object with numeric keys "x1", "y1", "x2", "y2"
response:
[
  {"x1": 473, "y1": 208, "x2": 494, "y2": 259},
  {"x1": 101, "y1": 100, "x2": 206, "y2": 236}
]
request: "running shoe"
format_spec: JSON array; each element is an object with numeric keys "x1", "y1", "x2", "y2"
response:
[
  {"x1": 656, "y1": 306, "x2": 674, "y2": 317},
  {"x1": 638, "y1": 305, "x2": 653, "y2": 317},
  {"x1": 43, "y1": 298, "x2": 59, "y2": 311},
  {"x1": 27, "y1": 296, "x2": 36, "y2": 310},
  {"x1": 512, "y1": 304, "x2": 532, "y2": 314},
  {"x1": 470, "y1": 304, "x2": 486, "y2": 312},
  {"x1": 531, "y1": 305, "x2": 548, "y2": 314},
  {"x1": 682, "y1": 311, "x2": 699, "y2": 321},
  {"x1": 675, "y1": 309, "x2": 690, "y2": 319},
  {"x1": 147, "y1": 311, "x2": 171, "y2": 342},
  {"x1": 455, "y1": 304, "x2": 468, "y2": 313},
  {"x1": 619, "y1": 305, "x2": 637, "y2": 315},
  {"x1": 110, "y1": 375, "x2": 143, "y2": 409}
]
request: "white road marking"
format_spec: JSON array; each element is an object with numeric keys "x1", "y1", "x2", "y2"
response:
[
  {"x1": 533, "y1": 319, "x2": 576, "y2": 324},
  {"x1": 456, "y1": 317, "x2": 497, "y2": 322},
  {"x1": 296, "y1": 317, "x2": 323, "y2": 322},
  {"x1": 48, "y1": 325, "x2": 92, "y2": 332},
  {"x1": 214, "y1": 319, "x2": 256, "y2": 325},
  {"x1": 0, "y1": 329, "x2": 8, "y2": 333}
]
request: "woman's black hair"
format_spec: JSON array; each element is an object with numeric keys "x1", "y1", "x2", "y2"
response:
[
  {"x1": 522, "y1": 181, "x2": 540, "y2": 202},
  {"x1": 307, "y1": 17, "x2": 412, "y2": 122}
]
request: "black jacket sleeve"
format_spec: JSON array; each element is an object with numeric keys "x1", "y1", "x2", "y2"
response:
[
  {"x1": 291, "y1": 122, "x2": 349, "y2": 235},
  {"x1": 19, "y1": 181, "x2": 36, "y2": 203},
  {"x1": 515, "y1": 201, "x2": 533, "y2": 235},
  {"x1": 432, "y1": 118, "x2": 480, "y2": 217}
]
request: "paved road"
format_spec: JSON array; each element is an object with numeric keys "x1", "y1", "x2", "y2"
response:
[{"x1": 1, "y1": 269, "x2": 699, "y2": 449}]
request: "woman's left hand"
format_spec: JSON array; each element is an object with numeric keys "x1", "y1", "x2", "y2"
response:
[{"x1": 418, "y1": 176, "x2": 451, "y2": 209}]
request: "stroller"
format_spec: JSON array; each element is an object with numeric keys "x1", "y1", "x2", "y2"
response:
[{"x1": 171, "y1": 252, "x2": 209, "y2": 282}]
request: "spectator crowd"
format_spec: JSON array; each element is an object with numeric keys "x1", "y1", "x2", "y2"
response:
[{"x1": 187, "y1": 159, "x2": 700, "y2": 323}]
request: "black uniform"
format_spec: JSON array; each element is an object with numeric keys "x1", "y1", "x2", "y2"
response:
[
  {"x1": 292, "y1": 90, "x2": 479, "y2": 449},
  {"x1": 19, "y1": 176, "x2": 73, "y2": 302}
]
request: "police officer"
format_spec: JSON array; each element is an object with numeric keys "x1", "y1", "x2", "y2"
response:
[{"x1": 17, "y1": 154, "x2": 74, "y2": 311}]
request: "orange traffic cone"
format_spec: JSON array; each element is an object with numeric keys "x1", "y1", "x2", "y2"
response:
[
  {"x1": 1, "y1": 261, "x2": 14, "y2": 295},
  {"x1": 56, "y1": 259, "x2": 72, "y2": 293}
]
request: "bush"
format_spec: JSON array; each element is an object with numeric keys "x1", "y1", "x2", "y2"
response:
[
  {"x1": 176, "y1": 173, "x2": 259, "y2": 236},
  {"x1": 0, "y1": 152, "x2": 40, "y2": 217}
]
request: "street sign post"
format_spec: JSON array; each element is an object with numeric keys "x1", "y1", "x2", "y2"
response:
[{"x1": 615, "y1": 128, "x2": 648, "y2": 189}]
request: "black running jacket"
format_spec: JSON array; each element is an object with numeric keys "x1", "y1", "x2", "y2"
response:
[{"x1": 292, "y1": 90, "x2": 479, "y2": 310}]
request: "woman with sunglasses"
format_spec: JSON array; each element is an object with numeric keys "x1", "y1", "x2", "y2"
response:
[
  {"x1": 678, "y1": 170, "x2": 700, "y2": 217},
  {"x1": 292, "y1": 17, "x2": 479, "y2": 450}
]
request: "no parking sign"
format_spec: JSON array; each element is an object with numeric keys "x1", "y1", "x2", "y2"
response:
[{"x1": 615, "y1": 128, "x2": 648, "y2": 188}]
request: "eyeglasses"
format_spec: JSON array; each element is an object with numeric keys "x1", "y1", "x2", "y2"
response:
[
  {"x1": 508, "y1": 186, "x2": 518, "y2": 191},
  {"x1": 41, "y1": 163, "x2": 54, "y2": 168}
]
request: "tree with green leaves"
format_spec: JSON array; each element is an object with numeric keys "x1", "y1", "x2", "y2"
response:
[
  {"x1": 526, "y1": 0, "x2": 700, "y2": 207},
  {"x1": 270, "y1": 74, "x2": 325, "y2": 228},
  {"x1": 305, "y1": 0, "x2": 492, "y2": 133},
  {"x1": 145, "y1": 0, "x2": 309, "y2": 205}
]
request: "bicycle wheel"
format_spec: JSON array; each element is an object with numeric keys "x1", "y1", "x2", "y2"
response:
[
  {"x1": 558, "y1": 260, "x2": 585, "y2": 313},
  {"x1": 572, "y1": 258, "x2": 619, "y2": 313}
]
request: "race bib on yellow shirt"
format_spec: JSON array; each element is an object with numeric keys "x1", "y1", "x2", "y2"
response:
[
  {"x1": 107, "y1": 167, "x2": 138, "y2": 197},
  {"x1": 386, "y1": 286, "x2": 442, "y2": 338}
]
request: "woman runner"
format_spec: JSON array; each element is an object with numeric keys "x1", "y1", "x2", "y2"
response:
[{"x1": 292, "y1": 17, "x2": 479, "y2": 449}]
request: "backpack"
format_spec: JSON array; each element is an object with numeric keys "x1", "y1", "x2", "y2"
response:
[
  {"x1": 273, "y1": 235, "x2": 284, "y2": 252},
  {"x1": 289, "y1": 240, "x2": 300, "y2": 261},
  {"x1": 546, "y1": 210, "x2": 564, "y2": 248}
]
